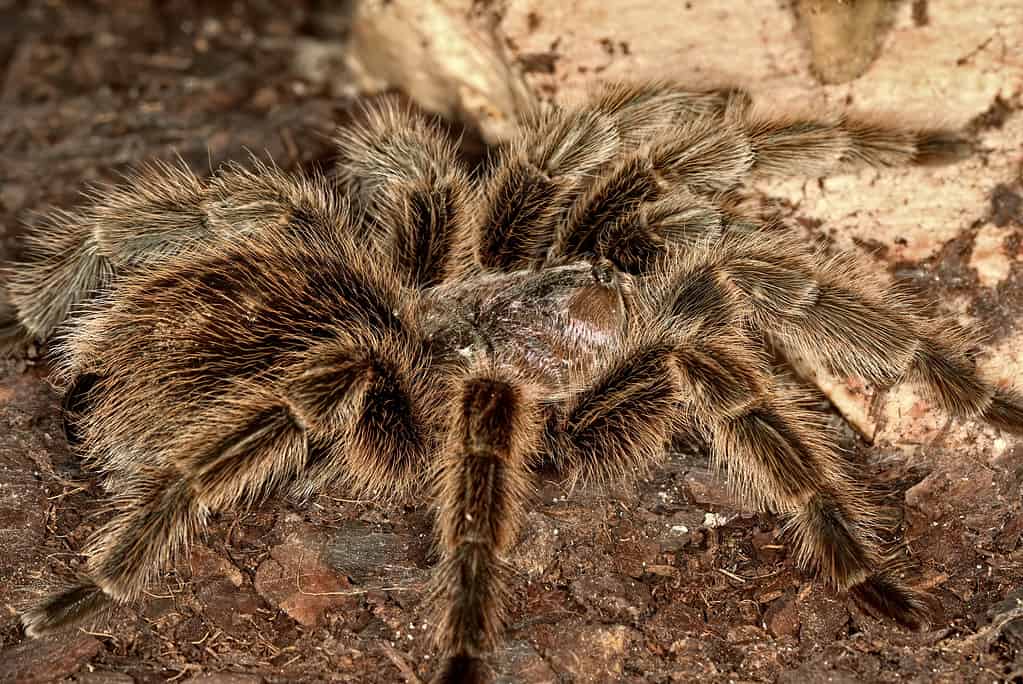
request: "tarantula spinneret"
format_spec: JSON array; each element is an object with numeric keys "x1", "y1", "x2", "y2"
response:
[{"x1": 5, "y1": 81, "x2": 1022, "y2": 683}]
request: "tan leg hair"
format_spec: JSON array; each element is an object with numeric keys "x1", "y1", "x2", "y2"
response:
[
  {"x1": 334, "y1": 100, "x2": 476, "y2": 288},
  {"x1": 548, "y1": 128, "x2": 751, "y2": 268},
  {"x1": 655, "y1": 230, "x2": 1023, "y2": 435},
  {"x1": 476, "y1": 107, "x2": 622, "y2": 271},
  {"x1": 22, "y1": 391, "x2": 308, "y2": 637},
  {"x1": 429, "y1": 369, "x2": 540, "y2": 684}
]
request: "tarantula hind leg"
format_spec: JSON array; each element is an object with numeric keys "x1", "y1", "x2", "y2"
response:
[
  {"x1": 22, "y1": 390, "x2": 310, "y2": 637},
  {"x1": 429, "y1": 368, "x2": 540, "y2": 684},
  {"x1": 4, "y1": 161, "x2": 206, "y2": 343}
]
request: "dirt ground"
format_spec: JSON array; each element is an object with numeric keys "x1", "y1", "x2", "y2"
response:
[{"x1": 1, "y1": 1, "x2": 1022, "y2": 683}]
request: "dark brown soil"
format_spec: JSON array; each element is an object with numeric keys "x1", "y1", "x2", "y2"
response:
[{"x1": 2, "y1": 2, "x2": 1022, "y2": 683}]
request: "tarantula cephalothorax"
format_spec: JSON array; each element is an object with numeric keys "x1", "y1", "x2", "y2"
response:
[{"x1": 6, "y1": 81, "x2": 1023, "y2": 683}]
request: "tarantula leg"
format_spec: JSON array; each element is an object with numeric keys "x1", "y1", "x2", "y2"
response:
[
  {"x1": 5, "y1": 161, "x2": 204, "y2": 342},
  {"x1": 908, "y1": 338, "x2": 1023, "y2": 433},
  {"x1": 547, "y1": 147, "x2": 741, "y2": 272},
  {"x1": 551, "y1": 323, "x2": 925, "y2": 627},
  {"x1": 549, "y1": 335, "x2": 683, "y2": 485},
  {"x1": 478, "y1": 82, "x2": 748, "y2": 272},
  {"x1": 546, "y1": 88, "x2": 967, "y2": 274},
  {"x1": 286, "y1": 335, "x2": 435, "y2": 499},
  {"x1": 5, "y1": 159, "x2": 354, "y2": 346},
  {"x1": 628, "y1": 109, "x2": 967, "y2": 199},
  {"x1": 668, "y1": 333, "x2": 928, "y2": 627},
  {"x1": 481, "y1": 82, "x2": 744, "y2": 272},
  {"x1": 594, "y1": 192, "x2": 740, "y2": 274},
  {"x1": 476, "y1": 106, "x2": 622, "y2": 271},
  {"x1": 430, "y1": 370, "x2": 540, "y2": 684},
  {"x1": 22, "y1": 393, "x2": 308, "y2": 637},
  {"x1": 20, "y1": 476, "x2": 199, "y2": 637},
  {"x1": 658, "y1": 232, "x2": 1023, "y2": 434},
  {"x1": 736, "y1": 111, "x2": 972, "y2": 178},
  {"x1": 334, "y1": 101, "x2": 476, "y2": 288}
]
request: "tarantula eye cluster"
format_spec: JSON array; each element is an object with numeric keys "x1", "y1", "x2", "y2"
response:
[{"x1": 4, "y1": 81, "x2": 1019, "y2": 684}]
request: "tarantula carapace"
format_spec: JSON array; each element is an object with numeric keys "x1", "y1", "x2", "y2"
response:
[{"x1": 5, "y1": 81, "x2": 1022, "y2": 683}]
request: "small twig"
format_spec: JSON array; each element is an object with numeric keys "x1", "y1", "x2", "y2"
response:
[
  {"x1": 380, "y1": 642, "x2": 424, "y2": 684},
  {"x1": 296, "y1": 574, "x2": 422, "y2": 597},
  {"x1": 166, "y1": 663, "x2": 201, "y2": 682},
  {"x1": 46, "y1": 485, "x2": 89, "y2": 500},
  {"x1": 78, "y1": 627, "x2": 117, "y2": 640},
  {"x1": 717, "y1": 568, "x2": 747, "y2": 584}
]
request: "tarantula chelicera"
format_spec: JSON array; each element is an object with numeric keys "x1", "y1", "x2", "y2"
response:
[{"x1": 5, "y1": 80, "x2": 1023, "y2": 683}]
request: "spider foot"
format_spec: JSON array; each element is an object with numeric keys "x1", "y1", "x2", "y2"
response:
[
  {"x1": 982, "y1": 388, "x2": 1023, "y2": 434},
  {"x1": 850, "y1": 573, "x2": 931, "y2": 631},
  {"x1": 432, "y1": 654, "x2": 491, "y2": 684},
  {"x1": 21, "y1": 581, "x2": 111, "y2": 638}
]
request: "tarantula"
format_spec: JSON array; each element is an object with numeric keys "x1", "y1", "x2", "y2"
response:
[{"x1": 5, "y1": 81, "x2": 1022, "y2": 683}]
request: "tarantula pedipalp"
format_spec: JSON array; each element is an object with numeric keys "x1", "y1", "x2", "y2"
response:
[{"x1": 5, "y1": 81, "x2": 1022, "y2": 683}]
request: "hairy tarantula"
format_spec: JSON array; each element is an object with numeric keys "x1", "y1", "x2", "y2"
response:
[{"x1": 5, "y1": 80, "x2": 1023, "y2": 683}]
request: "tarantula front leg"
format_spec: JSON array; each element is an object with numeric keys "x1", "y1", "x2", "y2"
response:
[
  {"x1": 429, "y1": 368, "x2": 540, "y2": 684},
  {"x1": 734, "y1": 109, "x2": 971, "y2": 177},
  {"x1": 656, "y1": 231, "x2": 1023, "y2": 433},
  {"x1": 334, "y1": 100, "x2": 477, "y2": 288},
  {"x1": 548, "y1": 328, "x2": 926, "y2": 626},
  {"x1": 587, "y1": 79, "x2": 967, "y2": 174}
]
